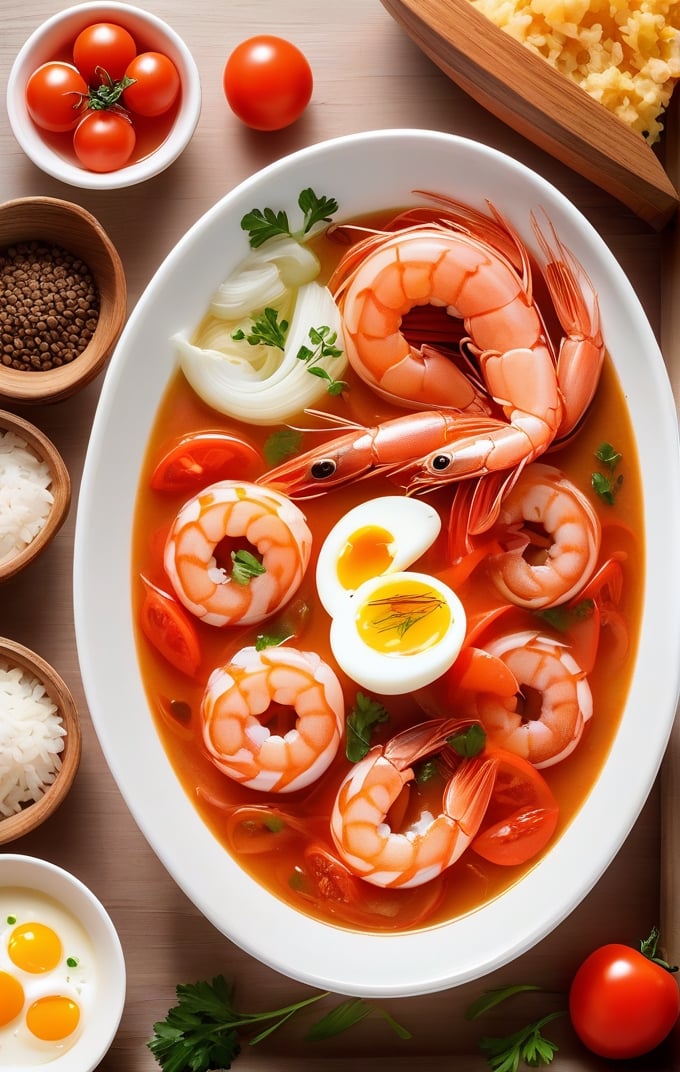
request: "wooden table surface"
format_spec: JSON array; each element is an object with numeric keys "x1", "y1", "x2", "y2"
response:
[{"x1": 0, "y1": 1, "x2": 676, "y2": 1069}]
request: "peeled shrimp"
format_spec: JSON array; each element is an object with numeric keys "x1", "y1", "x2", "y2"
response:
[
  {"x1": 330, "y1": 718, "x2": 497, "y2": 888},
  {"x1": 465, "y1": 631, "x2": 593, "y2": 768},
  {"x1": 486, "y1": 463, "x2": 601, "y2": 609},
  {"x1": 164, "y1": 480, "x2": 312, "y2": 627},
  {"x1": 201, "y1": 645, "x2": 345, "y2": 792}
]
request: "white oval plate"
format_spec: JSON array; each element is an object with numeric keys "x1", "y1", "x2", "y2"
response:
[{"x1": 74, "y1": 129, "x2": 680, "y2": 997}]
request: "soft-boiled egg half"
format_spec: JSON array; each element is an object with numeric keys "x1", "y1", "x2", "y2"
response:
[
  {"x1": 0, "y1": 887, "x2": 95, "y2": 1066},
  {"x1": 316, "y1": 497, "x2": 466, "y2": 694}
]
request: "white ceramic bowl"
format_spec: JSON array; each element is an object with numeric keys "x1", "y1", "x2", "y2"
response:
[
  {"x1": 6, "y1": 2, "x2": 201, "y2": 190},
  {"x1": 73, "y1": 130, "x2": 680, "y2": 997},
  {"x1": 0, "y1": 854, "x2": 125, "y2": 1070}
]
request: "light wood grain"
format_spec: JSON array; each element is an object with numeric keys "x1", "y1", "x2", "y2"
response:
[
  {"x1": 0, "y1": 1, "x2": 674, "y2": 1068},
  {"x1": 380, "y1": 0, "x2": 680, "y2": 229}
]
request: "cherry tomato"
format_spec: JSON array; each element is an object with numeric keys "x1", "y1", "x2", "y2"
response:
[
  {"x1": 149, "y1": 433, "x2": 264, "y2": 492},
  {"x1": 73, "y1": 22, "x2": 137, "y2": 85},
  {"x1": 123, "y1": 52, "x2": 180, "y2": 117},
  {"x1": 139, "y1": 576, "x2": 201, "y2": 678},
  {"x1": 569, "y1": 938, "x2": 680, "y2": 1058},
  {"x1": 25, "y1": 62, "x2": 87, "y2": 132},
  {"x1": 73, "y1": 110, "x2": 136, "y2": 172},
  {"x1": 223, "y1": 35, "x2": 313, "y2": 131},
  {"x1": 470, "y1": 749, "x2": 559, "y2": 866}
]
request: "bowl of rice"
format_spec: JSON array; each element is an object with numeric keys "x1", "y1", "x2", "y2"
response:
[
  {"x1": 0, "y1": 409, "x2": 71, "y2": 583},
  {"x1": 0, "y1": 638, "x2": 81, "y2": 845}
]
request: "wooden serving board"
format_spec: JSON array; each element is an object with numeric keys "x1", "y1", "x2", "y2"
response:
[{"x1": 381, "y1": 0, "x2": 680, "y2": 229}]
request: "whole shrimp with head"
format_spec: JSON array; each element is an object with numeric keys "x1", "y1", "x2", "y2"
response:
[
  {"x1": 330, "y1": 717, "x2": 497, "y2": 888},
  {"x1": 262, "y1": 197, "x2": 604, "y2": 533}
]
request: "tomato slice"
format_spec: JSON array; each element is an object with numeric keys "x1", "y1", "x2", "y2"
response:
[
  {"x1": 470, "y1": 749, "x2": 559, "y2": 866},
  {"x1": 139, "y1": 576, "x2": 201, "y2": 677},
  {"x1": 150, "y1": 432, "x2": 264, "y2": 492}
]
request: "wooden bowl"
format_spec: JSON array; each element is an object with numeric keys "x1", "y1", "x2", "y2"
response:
[
  {"x1": 0, "y1": 409, "x2": 71, "y2": 581},
  {"x1": 0, "y1": 638, "x2": 81, "y2": 845},
  {"x1": 0, "y1": 196, "x2": 126, "y2": 404}
]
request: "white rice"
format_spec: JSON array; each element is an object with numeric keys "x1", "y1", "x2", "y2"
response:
[
  {"x1": 0, "y1": 429, "x2": 54, "y2": 564},
  {"x1": 0, "y1": 657, "x2": 65, "y2": 818}
]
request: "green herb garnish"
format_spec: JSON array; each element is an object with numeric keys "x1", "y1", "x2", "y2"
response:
[
  {"x1": 346, "y1": 692, "x2": 390, "y2": 762},
  {"x1": 241, "y1": 189, "x2": 339, "y2": 248},
  {"x1": 232, "y1": 307, "x2": 288, "y2": 350},
  {"x1": 447, "y1": 723, "x2": 486, "y2": 758},
  {"x1": 466, "y1": 983, "x2": 565, "y2": 1072},
  {"x1": 297, "y1": 325, "x2": 347, "y2": 396},
  {"x1": 263, "y1": 427, "x2": 303, "y2": 467},
  {"x1": 66, "y1": 956, "x2": 79, "y2": 968},
  {"x1": 592, "y1": 441, "x2": 623, "y2": 505},
  {"x1": 536, "y1": 598, "x2": 594, "y2": 633},
  {"x1": 148, "y1": 974, "x2": 409, "y2": 1072},
  {"x1": 230, "y1": 549, "x2": 266, "y2": 585}
]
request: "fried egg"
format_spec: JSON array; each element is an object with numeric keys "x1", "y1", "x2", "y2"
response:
[
  {"x1": 316, "y1": 496, "x2": 442, "y2": 618},
  {"x1": 0, "y1": 887, "x2": 95, "y2": 1067},
  {"x1": 329, "y1": 570, "x2": 466, "y2": 694}
]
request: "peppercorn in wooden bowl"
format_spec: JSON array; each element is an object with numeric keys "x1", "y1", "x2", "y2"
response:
[
  {"x1": 0, "y1": 637, "x2": 81, "y2": 845},
  {"x1": 0, "y1": 196, "x2": 126, "y2": 404},
  {"x1": 0, "y1": 409, "x2": 71, "y2": 582}
]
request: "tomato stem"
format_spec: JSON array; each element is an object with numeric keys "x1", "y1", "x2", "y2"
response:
[{"x1": 640, "y1": 926, "x2": 679, "y2": 973}]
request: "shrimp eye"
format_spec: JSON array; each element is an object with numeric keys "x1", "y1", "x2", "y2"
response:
[
  {"x1": 431, "y1": 454, "x2": 452, "y2": 472},
  {"x1": 311, "y1": 459, "x2": 337, "y2": 480}
]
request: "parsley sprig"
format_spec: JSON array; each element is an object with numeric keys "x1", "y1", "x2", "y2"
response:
[
  {"x1": 148, "y1": 974, "x2": 410, "y2": 1072},
  {"x1": 346, "y1": 692, "x2": 390, "y2": 762},
  {"x1": 232, "y1": 307, "x2": 288, "y2": 350},
  {"x1": 592, "y1": 442, "x2": 623, "y2": 505},
  {"x1": 232, "y1": 309, "x2": 346, "y2": 395},
  {"x1": 241, "y1": 188, "x2": 339, "y2": 248},
  {"x1": 466, "y1": 984, "x2": 566, "y2": 1072},
  {"x1": 230, "y1": 549, "x2": 266, "y2": 585}
]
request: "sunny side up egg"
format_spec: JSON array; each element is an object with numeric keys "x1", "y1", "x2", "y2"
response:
[
  {"x1": 316, "y1": 497, "x2": 466, "y2": 694},
  {"x1": 0, "y1": 888, "x2": 95, "y2": 1067}
]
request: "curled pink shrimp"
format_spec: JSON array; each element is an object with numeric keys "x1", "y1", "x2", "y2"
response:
[
  {"x1": 330, "y1": 718, "x2": 497, "y2": 888},
  {"x1": 164, "y1": 480, "x2": 312, "y2": 627},
  {"x1": 201, "y1": 645, "x2": 345, "y2": 793}
]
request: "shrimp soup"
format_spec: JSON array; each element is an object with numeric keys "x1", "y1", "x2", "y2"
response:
[{"x1": 131, "y1": 198, "x2": 643, "y2": 933}]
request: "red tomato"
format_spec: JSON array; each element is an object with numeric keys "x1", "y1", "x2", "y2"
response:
[
  {"x1": 73, "y1": 22, "x2": 137, "y2": 85},
  {"x1": 470, "y1": 749, "x2": 559, "y2": 866},
  {"x1": 569, "y1": 940, "x2": 680, "y2": 1058},
  {"x1": 25, "y1": 62, "x2": 87, "y2": 132},
  {"x1": 73, "y1": 110, "x2": 136, "y2": 172},
  {"x1": 123, "y1": 52, "x2": 180, "y2": 117},
  {"x1": 223, "y1": 35, "x2": 313, "y2": 131},
  {"x1": 149, "y1": 433, "x2": 264, "y2": 492},
  {"x1": 139, "y1": 576, "x2": 201, "y2": 678}
]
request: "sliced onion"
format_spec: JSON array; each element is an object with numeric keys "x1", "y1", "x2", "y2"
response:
[
  {"x1": 209, "y1": 237, "x2": 320, "y2": 320},
  {"x1": 174, "y1": 281, "x2": 347, "y2": 425}
]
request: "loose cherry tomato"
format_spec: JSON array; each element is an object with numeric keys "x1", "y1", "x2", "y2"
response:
[
  {"x1": 149, "y1": 433, "x2": 264, "y2": 492},
  {"x1": 73, "y1": 110, "x2": 135, "y2": 172},
  {"x1": 569, "y1": 933, "x2": 680, "y2": 1058},
  {"x1": 223, "y1": 35, "x2": 313, "y2": 131},
  {"x1": 123, "y1": 52, "x2": 180, "y2": 117},
  {"x1": 25, "y1": 62, "x2": 88, "y2": 132},
  {"x1": 139, "y1": 576, "x2": 201, "y2": 678},
  {"x1": 73, "y1": 22, "x2": 137, "y2": 85},
  {"x1": 470, "y1": 749, "x2": 559, "y2": 866}
]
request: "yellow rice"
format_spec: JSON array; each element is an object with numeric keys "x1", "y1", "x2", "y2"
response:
[{"x1": 470, "y1": 0, "x2": 680, "y2": 143}]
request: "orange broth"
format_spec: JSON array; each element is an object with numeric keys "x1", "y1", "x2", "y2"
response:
[{"x1": 131, "y1": 218, "x2": 644, "y2": 933}]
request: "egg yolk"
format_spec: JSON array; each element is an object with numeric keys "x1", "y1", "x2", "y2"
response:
[
  {"x1": 8, "y1": 922, "x2": 62, "y2": 973},
  {"x1": 0, "y1": 970, "x2": 24, "y2": 1025},
  {"x1": 26, "y1": 994, "x2": 80, "y2": 1041},
  {"x1": 336, "y1": 525, "x2": 394, "y2": 589},
  {"x1": 356, "y1": 576, "x2": 451, "y2": 654}
]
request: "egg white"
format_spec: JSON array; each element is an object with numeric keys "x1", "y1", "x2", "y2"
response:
[
  {"x1": 316, "y1": 496, "x2": 442, "y2": 618},
  {"x1": 0, "y1": 887, "x2": 96, "y2": 1067},
  {"x1": 329, "y1": 570, "x2": 467, "y2": 695}
]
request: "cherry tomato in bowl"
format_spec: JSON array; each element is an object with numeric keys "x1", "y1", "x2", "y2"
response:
[
  {"x1": 25, "y1": 62, "x2": 87, "y2": 132},
  {"x1": 123, "y1": 52, "x2": 181, "y2": 117},
  {"x1": 149, "y1": 432, "x2": 264, "y2": 493},
  {"x1": 569, "y1": 930, "x2": 680, "y2": 1058},
  {"x1": 72, "y1": 22, "x2": 137, "y2": 84},
  {"x1": 73, "y1": 110, "x2": 136, "y2": 172},
  {"x1": 223, "y1": 35, "x2": 313, "y2": 131},
  {"x1": 469, "y1": 749, "x2": 559, "y2": 866}
]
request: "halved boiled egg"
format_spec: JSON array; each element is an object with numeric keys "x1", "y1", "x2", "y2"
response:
[
  {"x1": 316, "y1": 496, "x2": 441, "y2": 618},
  {"x1": 329, "y1": 570, "x2": 466, "y2": 695}
]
